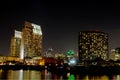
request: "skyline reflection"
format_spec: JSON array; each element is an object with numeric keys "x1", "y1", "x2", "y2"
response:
[{"x1": 0, "y1": 69, "x2": 119, "y2": 80}]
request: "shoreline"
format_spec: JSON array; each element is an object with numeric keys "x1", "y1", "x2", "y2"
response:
[{"x1": 0, "y1": 65, "x2": 120, "y2": 75}]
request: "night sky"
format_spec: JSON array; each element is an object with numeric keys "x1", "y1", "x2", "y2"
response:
[{"x1": 0, "y1": 0, "x2": 120, "y2": 55}]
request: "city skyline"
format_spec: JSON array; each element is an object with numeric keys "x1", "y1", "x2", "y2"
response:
[{"x1": 0, "y1": 1, "x2": 120, "y2": 55}]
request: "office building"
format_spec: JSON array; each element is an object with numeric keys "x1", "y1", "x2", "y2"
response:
[
  {"x1": 78, "y1": 31, "x2": 108, "y2": 61},
  {"x1": 21, "y1": 21, "x2": 42, "y2": 58},
  {"x1": 10, "y1": 21, "x2": 42, "y2": 59},
  {"x1": 10, "y1": 30, "x2": 22, "y2": 57}
]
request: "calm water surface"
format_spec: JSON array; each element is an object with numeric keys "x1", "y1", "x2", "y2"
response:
[{"x1": 0, "y1": 69, "x2": 120, "y2": 80}]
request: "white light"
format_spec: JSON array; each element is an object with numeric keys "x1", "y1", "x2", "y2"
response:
[
  {"x1": 68, "y1": 58, "x2": 77, "y2": 66},
  {"x1": 70, "y1": 60, "x2": 76, "y2": 64},
  {"x1": 31, "y1": 23, "x2": 42, "y2": 35},
  {"x1": 15, "y1": 30, "x2": 22, "y2": 38},
  {"x1": 20, "y1": 40, "x2": 24, "y2": 59}
]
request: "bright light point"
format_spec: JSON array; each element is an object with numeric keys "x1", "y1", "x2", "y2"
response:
[
  {"x1": 67, "y1": 50, "x2": 74, "y2": 55},
  {"x1": 68, "y1": 58, "x2": 77, "y2": 66},
  {"x1": 67, "y1": 72, "x2": 70, "y2": 77},
  {"x1": 70, "y1": 60, "x2": 75, "y2": 64}
]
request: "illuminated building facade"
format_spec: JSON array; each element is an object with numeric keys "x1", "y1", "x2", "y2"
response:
[
  {"x1": 31, "y1": 23, "x2": 42, "y2": 56},
  {"x1": 21, "y1": 21, "x2": 42, "y2": 58},
  {"x1": 21, "y1": 21, "x2": 33, "y2": 58},
  {"x1": 78, "y1": 31, "x2": 108, "y2": 61},
  {"x1": 10, "y1": 30, "x2": 22, "y2": 57},
  {"x1": 11, "y1": 21, "x2": 42, "y2": 59},
  {"x1": 109, "y1": 48, "x2": 120, "y2": 61}
]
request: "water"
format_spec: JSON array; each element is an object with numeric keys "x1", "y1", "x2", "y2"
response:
[{"x1": 0, "y1": 69, "x2": 120, "y2": 80}]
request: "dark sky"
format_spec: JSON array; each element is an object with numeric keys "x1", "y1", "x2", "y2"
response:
[{"x1": 0, "y1": 0, "x2": 120, "y2": 55}]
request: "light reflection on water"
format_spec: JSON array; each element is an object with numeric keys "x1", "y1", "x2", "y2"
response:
[{"x1": 0, "y1": 69, "x2": 120, "y2": 80}]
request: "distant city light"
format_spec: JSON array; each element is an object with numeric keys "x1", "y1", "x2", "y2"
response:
[
  {"x1": 67, "y1": 50, "x2": 74, "y2": 55},
  {"x1": 68, "y1": 58, "x2": 77, "y2": 66}
]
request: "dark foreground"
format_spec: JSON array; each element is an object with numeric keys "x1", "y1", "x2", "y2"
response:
[{"x1": 0, "y1": 65, "x2": 120, "y2": 75}]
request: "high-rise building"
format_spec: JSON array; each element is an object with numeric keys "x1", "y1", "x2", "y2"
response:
[
  {"x1": 10, "y1": 30, "x2": 22, "y2": 57},
  {"x1": 78, "y1": 31, "x2": 108, "y2": 61},
  {"x1": 21, "y1": 21, "x2": 42, "y2": 58},
  {"x1": 10, "y1": 21, "x2": 42, "y2": 59}
]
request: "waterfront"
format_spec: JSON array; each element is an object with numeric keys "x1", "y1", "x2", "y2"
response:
[{"x1": 0, "y1": 69, "x2": 120, "y2": 80}]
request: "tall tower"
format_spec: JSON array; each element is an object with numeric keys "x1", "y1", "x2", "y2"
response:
[
  {"x1": 78, "y1": 31, "x2": 108, "y2": 61},
  {"x1": 10, "y1": 21, "x2": 42, "y2": 59},
  {"x1": 21, "y1": 21, "x2": 42, "y2": 58},
  {"x1": 31, "y1": 23, "x2": 42, "y2": 56},
  {"x1": 10, "y1": 30, "x2": 22, "y2": 57},
  {"x1": 21, "y1": 21, "x2": 33, "y2": 58}
]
